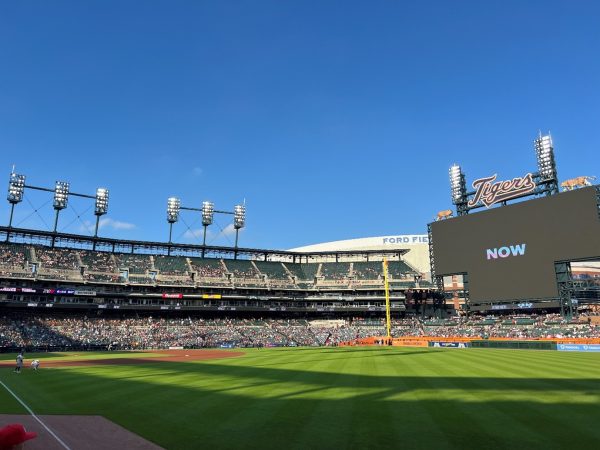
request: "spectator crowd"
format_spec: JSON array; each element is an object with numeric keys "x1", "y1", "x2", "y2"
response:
[{"x1": 1, "y1": 313, "x2": 599, "y2": 351}]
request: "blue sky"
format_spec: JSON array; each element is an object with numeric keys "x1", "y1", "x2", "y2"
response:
[{"x1": 1, "y1": 1, "x2": 599, "y2": 249}]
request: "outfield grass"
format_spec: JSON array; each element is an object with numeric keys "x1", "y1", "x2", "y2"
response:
[{"x1": 1, "y1": 347, "x2": 599, "y2": 449}]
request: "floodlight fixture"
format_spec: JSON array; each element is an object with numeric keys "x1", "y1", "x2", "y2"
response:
[
  {"x1": 199, "y1": 201, "x2": 215, "y2": 255},
  {"x1": 234, "y1": 204, "x2": 246, "y2": 229},
  {"x1": 449, "y1": 164, "x2": 466, "y2": 204},
  {"x1": 95, "y1": 188, "x2": 109, "y2": 216},
  {"x1": 7, "y1": 173, "x2": 25, "y2": 204},
  {"x1": 233, "y1": 203, "x2": 246, "y2": 251},
  {"x1": 53, "y1": 181, "x2": 70, "y2": 210},
  {"x1": 6, "y1": 172, "x2": 26, "y2": 231},
  {"x1": 167, "y1": 197, "x2": 181, "y2": 223},
  {"x1": 201, "y1": 201, "x2": 214, "y2": 226},
  {"x1": 534, "y1": 133, "x2": 557, "y2": 180},
  {"x1": 166, "y1": 197, "x2": 181, "y2": 246}
]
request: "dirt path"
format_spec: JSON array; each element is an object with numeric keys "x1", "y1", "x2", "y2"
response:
[
  {"x1": 0, "y1": 414, "x2": 164, "y2": 449},
  {"x1": 0, "y1": 349, "x2": 244, "y2": 368}
]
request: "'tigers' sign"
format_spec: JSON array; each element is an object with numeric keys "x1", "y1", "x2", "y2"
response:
[{"x1": 468, "y1": 173, "x2": 536, "y2": 208}]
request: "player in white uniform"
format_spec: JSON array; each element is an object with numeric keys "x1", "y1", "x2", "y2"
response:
[
  {"x1": 31, "y1": 360, "x2": 40, "y2": 371},
  {"x1": 14, "y1": 352, "x2": 23, "y2": 373}
]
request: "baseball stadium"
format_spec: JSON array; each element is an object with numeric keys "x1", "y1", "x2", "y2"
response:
[{"x1": 0, "y1": 133, "x2": 599, "y2": 449}]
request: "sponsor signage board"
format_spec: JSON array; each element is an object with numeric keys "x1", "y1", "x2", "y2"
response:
[
  {"x1": 429, "y1": 342, "x2": 469, "y2": 348},
  {"x1": 557, "y1": 344, "x2": 600, "y2": 352},
  {"x1": 74, "y1": 290, "x2": 96, "y2": 296}
]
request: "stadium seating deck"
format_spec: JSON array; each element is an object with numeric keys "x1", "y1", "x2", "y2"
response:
[
  {"x1": 386, "y1": 260, "x2": 414, "y2": 278},
  {"x1": 0, "y1": 243, "x2": 27, "y2": 268},
  {"x1": 223, "y1": 259, "x2": 259, "y2": 278},
  {"x1": 283, "y1": 263, "x2": 317, "y2": 281},
  {"x1": 154, "y1": 255, "x2": 189, "y2": 275},
  {"x1": 254, "y1": 261, "x2": 290, "y2": 280},
  {"x1": 320, "y1": 262, "x2": 351, "y2": 280},
  {"x1": 80, "y1": 250, "x2": 117, "y2": 272},
  {"x1": 352, "y1": 261, "x2": 383, "y2": 280},
  {"x1": 35, "y1": 246, "x2": 80, "y2": 270},
  {"x1": 115, "y1": 254, "x2": 153, "y2": 274},
  {"x1": 189, "y1": 258, "x2": 226, "y2": 278}
]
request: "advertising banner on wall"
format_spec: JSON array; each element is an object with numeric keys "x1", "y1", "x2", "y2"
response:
[
  {"x1": 557, "y1": 344, "x2": 600, "y2": 352},
  {"x1": 429, "y1": 342, "x2": 470, "y2": 348}
]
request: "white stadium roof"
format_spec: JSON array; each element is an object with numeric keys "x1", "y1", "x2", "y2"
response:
[{"x1": 289, "y1": 235, "x2": 431, "y2": 274}]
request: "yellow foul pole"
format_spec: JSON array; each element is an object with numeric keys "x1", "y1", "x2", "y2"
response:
[{"x1": 383, "y1": 258, "x2": 391, "y2": 339}]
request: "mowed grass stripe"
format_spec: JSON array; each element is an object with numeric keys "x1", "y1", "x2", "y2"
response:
[
  {"x1": 386, "y1": 352, "x2": 454, "y2": 450},
  {"x1": 0, "y1": 378, "x2": 30, "y2": 414},
  {"x1": 449, "y1": 349, "x2": 600, "y2": 380},
  {"x1": 430, "y1": 354, "x2": 561, "y2": 449},
  {"x1": 402, "y1": 349, "x2": 500, "y2": 449},
  {"x1": 1, "y1": 347, "x2": 599, "y2": 449}
]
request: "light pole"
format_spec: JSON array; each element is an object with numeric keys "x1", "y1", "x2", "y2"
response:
[
  {"x1": 93, "y1": 188, "x2": 109, "y2": 250},
  {"x1": 449, "y1": 164, "x2": 467, "y2": 216},
  {"x1": 534, "y1": 132, "x2": 559, "y2": 194},
  {"x1": 6, "y1": 172, "x2": 25, "y2": 242},
  {"x1": 201, "y1": 201, "x2": 214, "y2": 258},
  {"x1": 52, "y1": 181, "x2": 70, "y2": 246},
  {"x1": 233, "y1": 204, "x2": 246, "y2": 252},
  {"x1": 167, "y1": 197, "x2": 181, "y2": 247}
]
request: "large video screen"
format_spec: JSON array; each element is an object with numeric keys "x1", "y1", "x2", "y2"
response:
[{"x1": 431, "y1": 187, "x2": 600, "y2": 302}]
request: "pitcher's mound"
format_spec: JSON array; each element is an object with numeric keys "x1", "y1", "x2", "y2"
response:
[{"x1": 0, "y1": 414, "x2": 163, "y2": 449}]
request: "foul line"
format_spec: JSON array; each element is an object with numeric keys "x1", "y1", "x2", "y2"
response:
[{"x1": 0, "y1": 379, "x2": 72, "y2": 450}]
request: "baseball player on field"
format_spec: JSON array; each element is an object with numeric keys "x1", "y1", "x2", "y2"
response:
[
  {"x1": 14, "y1": 352, "x2": 23, "y2": 373},
  {"x1": 31, "y1": 360, "x2": 40, "y2": 371}
]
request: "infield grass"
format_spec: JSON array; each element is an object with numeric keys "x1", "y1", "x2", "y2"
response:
[{"x1": 1, "y1": 347, "x2": 599, "y2": 449}]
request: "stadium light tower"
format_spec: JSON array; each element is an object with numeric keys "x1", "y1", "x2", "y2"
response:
[
  {"x1": 201, "y1": 201, "x2": 214, "y2": 257},
  {"x1": 7, "y1": 172, "x2": 25, "y2": 228},
  {"x1": 449, "y1": 164, "x2": 468, "y2": 215},
  {"x1": 91, "y1": 188, "x2": 109, "y2": 250},
  {"x1": 167, "y1": 197, "x2": 180, "y2": 244},
  {"x1": 534, "y1": 132, "x2": 559, "y2": 194},
  {"x1": 94, "y1": 188, "x2": 109, "y2": 235},
  {"x1": 233, "y1": 203, "x2": 246, "y2": 249},
  {"x1": 52, "y1": 181, "x2": 70, "y2": 233}
]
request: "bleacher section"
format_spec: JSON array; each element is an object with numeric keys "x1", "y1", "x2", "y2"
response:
[
  {"x1": 0, "y1": 244, "x2": 32, "y2": 279},
  {"x1": 223, "y1": 259, "x2": 263, "y2": 287},
  {"x1": 0, "y1": 242, "x2": 421, "y2": 290},
  {"x1": 0, "y1": 244, "x2": 27, "y2": 268},
  {"x1": 386, "y1": 261, "x2": 414, "y2": 278},
  {"x1": 223, "y1": 259, "x2": 258, "y2": 278},
  {"x1": 254, "y1": 261, "x2": 289, "y2": 280},
  {"x1": 80, "y1": 251, "x2": 116, "y2": 273},
  {"x1": 352, "y1": 262, "x2": 382, "y2": 280},
  {"x1": 115, "y1": 254, "x2": 153, "y2": 274},
  {"x1": 189, "y1": 258, "x2": 226, "y2": 279},
  {"x1": 320, "y1": 262, "x2": 350, "y2": 280},
  {"x1": 35, "y1": 247, "x2": 80, "y2": 270},
  {"x1": 154, "y1": 256, "x2": 188, "y2": 275},
  {"x1": 284, "y1": 263, "x2": 318, "y2": 281}
]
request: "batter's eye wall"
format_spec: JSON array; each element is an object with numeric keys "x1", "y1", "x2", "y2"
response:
[{"x1": 431, "y1": 187, "x2": 600, "y2": 302}]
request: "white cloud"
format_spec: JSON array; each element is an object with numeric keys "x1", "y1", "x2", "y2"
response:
[
  {"x1": 183, "y1": 229, "x2": 204, "y2": 239},
  {"x1": 78, "y1": 218, "x2": 135, "y2": 234},
  {"x1": 222, "y1": 224, "x2": 237, "y2": 237},
  {"x1": 99, "y1": 218, "x2": 136, "y2": 230},
  {"x1": 192, "y1": 167, "x2": 203, "y2": 176}
]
